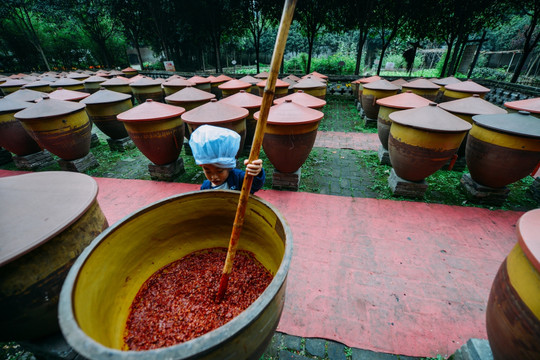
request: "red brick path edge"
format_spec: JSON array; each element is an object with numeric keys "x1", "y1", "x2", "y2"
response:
[{"x1": 0, "y1": 169, "x2": 523, "y2": 358}]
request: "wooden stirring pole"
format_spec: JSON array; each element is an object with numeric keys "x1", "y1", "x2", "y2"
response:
[{"x1": 216, "y1": 0, "x2": 297, "y2": 302}]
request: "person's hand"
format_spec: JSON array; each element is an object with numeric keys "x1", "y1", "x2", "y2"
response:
[{"x1": 244, "y1": 159, "x2": 262, "y2": 176}]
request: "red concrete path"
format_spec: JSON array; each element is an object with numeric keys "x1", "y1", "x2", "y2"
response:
[{"x1": 0, "y1": 170, "x2": 523, "y2": 358}]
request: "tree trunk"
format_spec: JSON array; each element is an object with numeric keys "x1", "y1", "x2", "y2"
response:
[
  {"x1": 440, "y1": 37, "x2": 455, "y2": 77},
  {"x1": 468, "y1": 31, "x2": 486, "y2": 78},
  {"x1": 213, "y1": 34, "x2": 222, "y2": 73},
  {"x1": 306, "y1": 37, "x2": 314, "y2": 74},
  {"x1": 134, "y1": 41, "x2": 144, "y2": 68},
  {"x1": 355, "y1": 31, "x2": 367, "y2": 75}
]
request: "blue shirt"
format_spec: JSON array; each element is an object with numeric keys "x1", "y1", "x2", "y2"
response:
[{"x1": 200, "y1": 168, "x2": 266, "y2": 194}]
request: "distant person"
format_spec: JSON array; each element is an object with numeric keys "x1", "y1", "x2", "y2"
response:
[{"x1": 189, "y1": 125, "x2": 265, "y2": 193}]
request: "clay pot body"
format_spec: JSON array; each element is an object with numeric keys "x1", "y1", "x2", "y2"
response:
[
  {"x1": 238, "y1": 75, "x2": 260, "y2": 95},
  {"x1": 219, "y1": 79, "x2": 252, "y2": 98},
  {"x1": 388, "y1": 104, "x2": 472, "y2": 181},
  {"x1": 182, "y1": 100, "x2": 248, "y2": 156},
  {"x1": 219, "y1": 90, "x2": 262, "y2": 150},
  {"x1": 356, "y1": 76, "x2": 381, "y2": 102},
  {"x1": 0, "y1": 172, "x2": 108, "y2": 340},
  {"x1": 361, "y1": 80, "x2": 400, "y2": 119},
  {"x1": 210, "y1": 74, "x2": 233, "y2": 99},
  {"x1": 14, "y1": 98, "x2": 92, "y2": 160},
  {"x1": 23, "y1": 81, "x2": 53, "y2": 93},
  {"x1": 291, "y1": 78, "x2": 327, "y2": 100},
  {"x1": 83, "y1": 76, "x2": 107, "y2": 94},
  {"x1": 255, "y1": 100, "x2": 324, "y2": 173},
  {"x1": 130, "y1": 78, "x2": 164, "y2": 103},
  {"x1": 486, "y1": 209, "x2": 540, "y2": 360},
  {"x1": 81, "y1": 89, "x2": 132, "y2": 139},
  {"x1": 376, "y1": 92, "x2": 432, "y2": 150},
  {"x1": 58, "y1": 190, "x2": 292, "y2": 360},
  {"x1": 0, "y1": 98, "x2": 41, "y2": 156},
  {"x1": 117, "y1": 100, "x2": 185, "y2": 165},
  {"x1": 121, "y1": 67, "x2": 138, "y2": 78},
  {"x1": 466, "y1": 112, "x2": 540, "y2": 188},
  {"x1": 442, "y1": 80, "x2": 490, "y2": 102},
  {"x1": 188, "y1": 76, "x2": 212, "y2": 92},
  {"x1": 257, "y1": 79, "x2": 290, "y2": 99},
  {"x1": 101, "y1": 78, "x2": 132, "y2": 95},
  {"x1": 162, "y1": 79, "x2": 195, "y2": 96},
  {"x1": 401, "y1": 79, "x2": 440, "y2": 102}
]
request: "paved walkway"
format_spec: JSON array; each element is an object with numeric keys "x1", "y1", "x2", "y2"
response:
[{"x1": 314, "y1": 131, "x2": 380, "y2": 152}]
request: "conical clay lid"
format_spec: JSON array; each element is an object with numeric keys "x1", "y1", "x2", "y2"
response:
[
  {"x1": 49, "y1": 88, "x2": 90, "y2": 101},
  {"x1": 438, "y1": 94, "x2": 507, "y2": 116},
  {"x1": 117, "y1": 99, "x2": 185, "y2": 122},
  {"x1": 14, "y1": 96, "x2": 85, "y2": 120},
  {"x1": 254, "y1": 99, "x2": 324, "y2": 125},
  {"x1": 376, "y1": 91, "x2": 432, "y2": 109},
  {"x1": 0, "y1": 97, "x2": 33, "y2": 114},
  {"x1": 165, "y1": 87, "x2": 215, "y2": 102},
  {"x1": 504, "y1": 97, "x2": 540, "y2": 113},
  {"x1": 389, "y1": 103, "x2": 472, "y2": 132},
  {"x1": 219, "y1": 90, "x2": 262, "y2": 109},
  {"x1": 181, "y1": 99, "x2": 248, "y2": 124},
  {"x1": 402, "y1": 78, "x2": 440, "y2": 90},
  {"x1": 5, "y1": 89, "x2": 46, "y2": 103},
  {"x1": 363, "y1": 79, "x2": 400, "y2": 91},
  {"x1": 273, "y1": 90, "x2": 326, "y2": 108},
  {"x1": 472, "y1": 111, "x2": 540, "y2": 138},
  {"x1": 445, "y1": 80, "x2": 490, "y2": 94},
  {"x1": 218, "y1": 79, "x2": 252, "y2": 90},
  {"x1": 80, "y1": 88, "x2": 132, "y2": 105}
]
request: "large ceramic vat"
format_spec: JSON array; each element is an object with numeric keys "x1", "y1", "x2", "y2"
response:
[
  {"x1": 101, "y1": 77, "x2": 132, "y2": 95},
  {"x1": 291, "y1": 77, "x2": 327, "y2": 100},
  {"x1": 0, "y1": 79, "x2": 28, "y2": 95},
  {"x1": 130, "y1": 78, "x2": 164, "y2": 103},
  {"x1": 442, "y1": 80, "x2": 490, "y2": 102},
  {"x1": 361, "y1": 79, "x2": 400, "y2": 119},
  {"x1": 0, "y1": 171, "x2": 108, "y2": 340},
  {"x1": 121, "y1": 67, "x2": 138, "y2": 78},
  {"x1": 400, "y1": 78, "x2": 440, "y2": 102},
  {"x1": 219, "y1": 90, "x2": 262, "y2": 150},
  {"x1": 486, "y1": 208, "x2": 540, "y2": 360},
  {"x1": 23, "y1": 80, "x2": 53, "y2": 93},
  {"x1": 117, "y1": 99, "x2": 185, "y2": 165},
  {"x1": 376, "y1": 91, "x2": 431, "y2": 150},
  {"x1": 238, "y1": 75, "x2": 260, "y2": 95},
  {"x1": 210, "y1": 74, "x2": 233, "y2": 99},
  {"x1": 81, "y1": 88, "x2": 132, "y2": 140},
  {"x1": 0, "y1": 97, "x2": 41, "y2": 156},
  {"x1": 466, "y1": 111, "x2": 540, "y2": 188},
  {"x1": 356, "y1": 75, "x2": 381, "y2": 102},
  {"x1": 255, "y1": 99, "x2": 324, "y2": 173},
  {"x1": 49, "y1": 88, "x2": 91, "y2": 102},
  {"x1": 162, "y1": 78, "x2": 195, "y2": 96},
  {"x1": 388, "y1": 103, "x2": 472, "y2": 181},
  {"x1": 431, "y1": 76, "x2": 461, "y2": 102},
  {"x1": 14, "y1": 96, "x2": 92, "y2": 161},
  {"x1": 273, "y1": 90, "x2": 326, "y2": 109},
  {"x1": 51, "y1": 77, "x2": 85, "y2": 92},
  {"x1": 188, "y1": 76, "x2": 212, "y2": 92},
  {"x1": 5, "y1": 89, "x2": 46, "y2": 103},
  {"x1": 257, "y1": 79, "x2": 290, "y2": 99},
  {"x1": 181, "y1": 99, "x2": 248, "y2": 156},
  {"x1": 504, "y1": 97, "x2": 540, "y2": 118},
  {"x1": 83, "y1": 76, "x2": 108, "y2": 94},
  {"x1": 58, "y1": 190, "x2": 292, "y2": 360},
  {"x1": 219, "y1": 79, "x2": 251, "y2": 98}
]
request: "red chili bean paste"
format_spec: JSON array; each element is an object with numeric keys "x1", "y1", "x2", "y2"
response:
[{"x1": 124, "y1": 248, "x2": 273, "y2": 350}]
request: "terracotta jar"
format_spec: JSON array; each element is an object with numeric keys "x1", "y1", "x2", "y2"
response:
[
  {"x1": 431, "y1": 76, "x2": 461, "y2": 102},
  {"x1": 67, "y1": 72, "x2": 89, "y2": 81},
  {"x1": 361, "y1": 79, "x2": 400, "y2": 119},
  {"x1": 117, "y1": 99, "x2": 185, "y2": 165},
  {"x1": 83, "y1": 76, "x2": 108, "y2": 94},
  {"x1": 187, "y1": 75, "x2": 211, "y2": 92},
  {"x1": 219, "y1": 90, "x2": 262, "y2": 149},
  {"x1": 442, "y1": 80, "x2": 490, "y2": 102},
  {"x1": 130, "y1": 77, "x2": 164, "y2": 104},
  {"x1": 376, "y1": 91, "x2": 432, "y2": 150},
  {"x1": 257, "y1": 78, "x2": 290, "y2": 99},
  {"x1": 504, "y1": 97, "x2": 540, "y2": 118},
  {"x1": 14, "y1": 96, "x2": 92, "y2": 161},
  {"x1": 280, "y1": 77, "x2": 297, "y2": 95},
  {"x1": 23, "y1": 80, "x2": 53, "y2": 93},
  {"x1": 238, "y1": 75, "x2": 260, "y2": 95},
  {"x1": 356, "y1": 75, "x2": 381, "y2": 102},
  {"x1": 0, "y1": 76, "x2": 7, "y2": 85},
  {"x1": 181, "y1": 99, "x2": 248, "y2": 155},
  {"x1": 486, "y1": 208, "x2": 540, "y2": 360},
  {"x1": 401, "y1": 78, "x2": 440, "y2": 102},
  {"x1": 305, "y1": 71, "x2": 328, "y2": 81},
  {"x1": 49, "y1": 88, "x2": 91, "y2": 102},
  {"x1": 466, "y1": 111, "x2": 540, "y2": 188},
  {"x1": 273, "y1": 90, "x2": 326, "y2": 109},
  {"x1": 291, "y1": 77, "x2": 327, "y2": 100},
  {"x1": 438, "y1": 94, "x2": 507, "y2": 159},
  {"x1": 58, "y1": 190, "x2": 292, "y2": 360},
  {"x1": 390, "y1": 78, "x2": 408, "y2": 90},
  {"x1": 80, "y1": 88, "x2": 132, "y2": 140},
  {"x1": 101, "y1": 77, "x2": 132, "y2": 95},
  {"x1": 219, "y1": 79, "x2": 252, "y2": 98},
  {"x1": 5, "y1": 89, "x2": 46, "y2": 103},
  {"x1": 255, "y1": 71, "x2": 269, "y2": 79},
  {"x1": 51, "y1": 77, "x2": 85, "y2": 92},
  {"x1": 108, "y1": 70, "x2": 124, "y2": 77},
  {"x1": 0, "y1": 97, "x2": 41, "y2": 156},
  {"x1": 0, "y1": 79, "x2": 28, "y2": 95},
  {"x1": 210, "y1": 74, "x2": 233, "y2": 99},
  {"x1": 254, "y1": 100, "x2": 324, "y2": 173},
  {"x1": 162, "y1": 78, "x2": 195, "y2": 96},
  {"x1": 283, "y1": 74, "x2": 301, "y2": 82},
  {"x1": 121, "y1": 67, "x2": 138, "y2": 78},
  {"x1": 388, "y1": 103, "x2": 472, "y2": 181},
  {"x1": 0, "y1": 171, "x2": 108, "y2": 341},
  {"x1": 166, "y1": 74, "x2": 187, "y2": 81}
]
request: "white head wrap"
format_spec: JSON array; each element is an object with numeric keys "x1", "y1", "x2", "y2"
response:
[{"x1": 189, "y1": 125, "x2": 240, "y2": 168}]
